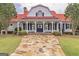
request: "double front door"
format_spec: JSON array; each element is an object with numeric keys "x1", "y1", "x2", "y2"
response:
[{"x1": 37, "y1": 23, "x2": 43, "y2": 32}]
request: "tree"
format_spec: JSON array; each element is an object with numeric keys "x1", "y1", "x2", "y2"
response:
[
  {"x1": 0, "y1": 3, "x2": 17, "y2": 30},
  {"x1": 65, "y1": 3, "x2": 79, "y2": 35},
  {"x1": 0, "y1": 22, "x2": 3, "y2": 31}
]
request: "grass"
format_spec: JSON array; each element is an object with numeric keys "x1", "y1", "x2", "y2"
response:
[
  {"x1": 58, "y1": 35, "x2": 79, "y2": 56},
  {"x1": 0, "y1": 34, "x2": 79, "y2": 56},
  {"x1": 0, "y1": 35, "x2": 21, "y2": 55}
]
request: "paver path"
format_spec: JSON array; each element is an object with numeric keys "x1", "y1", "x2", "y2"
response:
[{"x1": 11, "y1": 35, "x2": 65, "y2": 56}]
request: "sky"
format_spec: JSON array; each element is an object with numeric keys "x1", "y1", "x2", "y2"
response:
[{"x1": 14, "y1": 3, "x2": 68, "y2": 14}]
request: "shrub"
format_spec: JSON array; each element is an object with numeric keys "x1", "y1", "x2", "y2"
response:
[
  {"x1": 18, "y1": 30, "x2": 28, "y2": 35},
  {"x1": 64, "y1": 32, "x2": 72, "y2": 35},
  {"x1": 0, "y1": 23, "x2": 3, "y2": 31},
  {"x1": 52, "y1": 32, "x2": 61, "y2": 36},
  {"x1": 15, "y1": 27, "x2": 22, "y2": 32},
  {"x1": 75, "y1": 30, "x2": 79, "y2": 35},
  {"x1": 14, "y1": 27, "x2": 22, "y2": 34}
]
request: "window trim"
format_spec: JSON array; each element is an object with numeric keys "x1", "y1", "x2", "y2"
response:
[
  {"x1": 53, "y1": 22, "x2": 57, "y2": 30},
  {"x1": 66, "y1": 23, "x2": 71, "y2": 29},
  {"x1": 10, "y1": 24, "x2": 13, "y2": 26},
  {"x1": 36, "y1": 10, "x2": 44, "y2": 16}
]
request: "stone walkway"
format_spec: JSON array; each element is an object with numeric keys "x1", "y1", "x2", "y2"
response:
[{"x1": 11, "y1": 35, "x2": 65, "y2": 56}]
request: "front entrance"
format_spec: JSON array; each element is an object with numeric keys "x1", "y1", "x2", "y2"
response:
[{"x1": 37, "y1": 23, "x2": 43, "y2": 32}]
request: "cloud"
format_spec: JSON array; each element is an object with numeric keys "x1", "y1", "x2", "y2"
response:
[
  {"x1": 14, "y1": 3, "x2": 24, "y2": 14},
  {"x1": 15, "y1": 3, "x2": 68, "y2": 14}
]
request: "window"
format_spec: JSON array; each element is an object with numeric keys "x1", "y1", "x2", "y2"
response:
[
  {"x1": 53, "y1": 22, "x2": 57, "y2": 30},
  {"x1": 42, "y1": 12, "x2": 44, "y2": 16},
  {"x1": 48, "y1": 23, "x2": 52, "y2": 30},
  {"x1": 36, "y1": 10, "x2": 44, "y2": 16},
  {"x1": 28, "y1": 23, "x2": 35, "y2": 30},
  {"x1": 36, "y1": 12, "x2": 37, "y2": 16},
  {"x1": 38, "y1": 10, "x2": 42, "y2": 16},
  {"x1": 23, "y1": 23, "x2": 26, "y2": 30},
  {"x1": 32, "y1": 25, "x2": 35, "y2": 30},
  {"x1": 44, "y1": 23, "x2": 52, "y2": 30},
  {"x1": 66, "y1": 24, "x2": 70, "y2": 29},
  {"x1": 10, "y1": 24, "x2": 13, "y2": 26},
  {"x1": 45, "y1": 24, "x2": 48, "y2": 30}
]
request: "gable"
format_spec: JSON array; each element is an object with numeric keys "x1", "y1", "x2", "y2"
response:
[{"x1": 27, "y1": 5, "x2": 52, "y2": 17}]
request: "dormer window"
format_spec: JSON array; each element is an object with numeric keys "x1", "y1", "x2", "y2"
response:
[
  {"x1": 36, "y1": 12, "x2": 38, "y2": 16},
  {"x1": 10, "y1": 24, "x2": 13, "y2": 26},
  {"x1": 36, "y1": 10, "x2": 44, "y2": 16},
  {"x1": 42, "y1": 12, "x2": 44, "y2": 16}
]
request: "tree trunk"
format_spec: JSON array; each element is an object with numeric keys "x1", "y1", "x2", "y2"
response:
[
  {"x1": 72, "y1": 25, "x2": 77, "y2": 35},
  {"x1": 72, "y1": 22, "x2": 76, "y2": 35},
  {"x1": 72, "y1": 30, "x2": 75, "y2": 35}
]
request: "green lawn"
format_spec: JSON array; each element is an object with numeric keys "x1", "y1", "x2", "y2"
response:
[
  {"x1": 1, "y1": 34, "x2": 79, "y2": 56},
  {"x1": 0, "y1": 35, "x2": 21, "y2": 55},
  {"x1": 58, "y1": 35, "x2": 79, "y2": 56}
]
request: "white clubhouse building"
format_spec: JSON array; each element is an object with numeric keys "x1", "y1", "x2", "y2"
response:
[{"x1": 8, "y1": 5, "x2": 72, "y2": 34}]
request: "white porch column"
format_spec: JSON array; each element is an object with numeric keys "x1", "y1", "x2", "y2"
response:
[
  {"x1": 43, "y1": 21, "x2": 45, "y2": 33},
  {"x1": 35, "y1": 21, "x2": 36, "y2": 33},
  {"x1": 64, "y1": 23, "x2": 66, "y2": 32},
  {"x1": 57, "y1": 22, "x2": 59, "y2": 32},
  {"x1": 52, "y1": 21, "x2": 53, "y2": 33},
  {"x1": 26, "y1": 22, "x2": 28, "y2": 33},
  {"x1": 60, "y1": 22, "x2": 63, "y2": 35},
  {"x1": 17, "y1": 22, "x2": 20, "y2": 35},
  {"x1": 21, "y1": 23, "x2": 23, "y2": 30}
]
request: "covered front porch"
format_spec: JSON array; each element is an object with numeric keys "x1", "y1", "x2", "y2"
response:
[{"x1": 16, "y1": 21, "x2": 63, "y2": 34}]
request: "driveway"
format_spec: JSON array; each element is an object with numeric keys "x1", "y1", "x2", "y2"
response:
[{"x1": 11, "y1": 35, "x2": 65, "y2": 56}]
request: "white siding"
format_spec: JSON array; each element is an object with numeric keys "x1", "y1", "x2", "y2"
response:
[
  {"x1": 27, "y1": 5, "x2": 52, "y2": 17},
  {"x1": 7, "y1": 23, "x2": 18, "y2": 31}
]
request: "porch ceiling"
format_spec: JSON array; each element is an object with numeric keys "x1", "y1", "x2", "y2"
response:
[{"x1": 10, "y1": 16, "x2": 70, "y2": 23}]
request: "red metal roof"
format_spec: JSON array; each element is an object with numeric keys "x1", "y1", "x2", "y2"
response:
[
  {"x1": 50, "y1": 11, "x2": 65, "y2": 20},
  {"x1": 11, "y1": 10, "x2": 70, "y2": 22},
  {"x1": 50, "y1": 11, "x2": 70, "y2": 22}
]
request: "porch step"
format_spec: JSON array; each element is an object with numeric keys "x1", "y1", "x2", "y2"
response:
[{"x1": 28, "y1": 32, "x2": 52, "y2": 35}]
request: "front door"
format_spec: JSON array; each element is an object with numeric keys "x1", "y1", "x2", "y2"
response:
[{"x1": 37, "y1": 23, "x2": 43, "y2": 32}]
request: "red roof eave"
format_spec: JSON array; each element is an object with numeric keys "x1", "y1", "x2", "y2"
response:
[
  {"x1": 10, "y1": 10, "x2": 70, "y2": 22},
  {"x1": 10, "y1": 16, "x2": 70, "y2": 23}
]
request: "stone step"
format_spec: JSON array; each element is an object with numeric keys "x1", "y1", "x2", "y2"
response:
[{"x1": 28, "y1": 32, "x2": 52, "y2": 35}]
